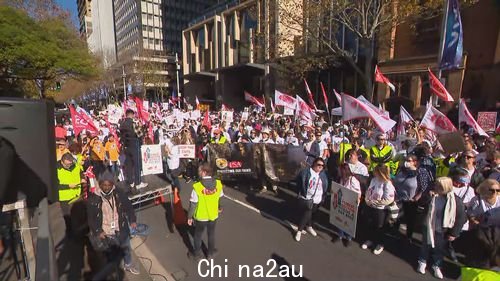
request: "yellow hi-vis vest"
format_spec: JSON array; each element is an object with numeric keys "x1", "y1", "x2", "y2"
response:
[
  {"x1": 57, "y1": 165, "x2": 82, "y2": 202},
  {"x1": 210, "y1": 136, "x2": 227, "y2": 144},
  {"x1": 369, "y1": 145, "x2": 393, "y2": 171},
  {"x1": 338, "y1": 143, "x2": 352, "y2": 164},
  {"x1": 461, "y1": 267, "x2": 500, "y2": 281},
  {"x1": 193, "y1": 180, "x2": 223, "y2": 221}
]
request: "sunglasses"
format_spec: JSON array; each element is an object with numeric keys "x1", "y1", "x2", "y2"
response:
[
  {"x1": 465, "y1": 156, "x2": 475, "y2": 159},
  {"x1": 489, "y1": 189, "x2": 500, "y2": 193},
  {"x1": 377, "y1": 138, "x2": 386, "y2": 141},
  {"x1": 315, "y1": 163, "x2": 325, "y2": 167}
]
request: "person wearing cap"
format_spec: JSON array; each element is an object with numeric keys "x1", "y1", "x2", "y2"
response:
[
  {"x1": 250, "y1": 129, "x2": 261, "y2": 143},
  {"x1": 87, "y1": 171, "x2": 139, "y2": 275},
  {"x1": 369, "y1": 133, "x2": 394, "y2": 172},
  {"x1": 210, "y1": 128, "x2": 227, "y2": 144},
  {"x1": 260, "y1": 129, "x2": 274, "y2": 144},
  {"x1": 57, "y1": 152, "x2": 86, "y2": 236},
  {"x1": 56, "y1": 138, "x2": 70, "y2": 162},
  {"x1": 285, "y1": 129, "x2": 299, "y2": 146}
]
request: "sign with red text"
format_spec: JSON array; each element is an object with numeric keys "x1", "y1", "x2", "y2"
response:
[
  {"x1": 477, "y1": 112, "x2": 497, "y2": 132},
  {"x1": 140, "y1": 145, "x2": 163, "y2": 175},
  {"x1": 329, "y1": 182, "x2": 359, "y2": 238},
  {"x1": 177, "y1": 145, "x2": 196, "y2": 159}
]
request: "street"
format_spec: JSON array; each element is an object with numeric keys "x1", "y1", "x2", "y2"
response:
[{"x1": 131, "y1": 176, "x2": 460, "y2": 281}]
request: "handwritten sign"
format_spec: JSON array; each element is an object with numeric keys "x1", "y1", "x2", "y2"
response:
[
  {"x1": 221, "y1": 111, "x2": 234, "y2": 123},
  {"x1": 141, "y1": 145, "x2": 163, "y2": 175},
  {"x1": 329, "y1": 182, "x2": 359, "y2": 238},
  {"x1": 177, "y1": 145, "x2": 196, "y2": 159},
  {"x1": 477, "y1": 112, "x2": 497, "y2": 132}
]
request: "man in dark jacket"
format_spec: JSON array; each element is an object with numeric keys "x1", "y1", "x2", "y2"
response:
[
  {"x1": 87, "y1": 171, "x2": 139, "y2": 275},
  {"x1": 294, "y1": 157, "x2": 329, "y2": 242},
  {"x1": 119, "y1": 109, "x2": 148, "y2": 190}
]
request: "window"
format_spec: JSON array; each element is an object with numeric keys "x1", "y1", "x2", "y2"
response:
[{"x1": 149, "y1": 38, "x2": 154, "y2": 45}]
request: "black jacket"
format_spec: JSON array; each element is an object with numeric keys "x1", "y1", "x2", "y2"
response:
[
  {"x1": 119, "y1": 117, "x2": 138, "y2": 146},
  {"x1": 424, "y1": 194, "x2": 467, "y2": 238},
  {"x1": 296, "y1": 168, "x2": 329, "y2": 202},
  {"x1": 87, "y1": 188, "x2": 136, "y2": 242}
]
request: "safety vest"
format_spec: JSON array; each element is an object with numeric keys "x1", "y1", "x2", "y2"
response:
[
  {"x1": 369, "y1": 145, "x2": 393, "y2": 171},
  {"x1": 435, "y1": 157, "x2": 455, "y2": 177},
  {"x1": 57, "y1": 165, "x2": 82, "y2": 202},
  {"x1": 193, "y1": 180, "x2": 223, "y2": 221},
  {"x1": 338, "y1": 143, "x2": 352, "y2": 164},
  {"x1": 210, "y1": 136, "x2": 227, "y2": 144},
  {"x1": 461, "y1": 267, "x2": 500, "y2": 281}
]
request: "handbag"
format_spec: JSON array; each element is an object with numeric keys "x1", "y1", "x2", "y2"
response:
[{"x1": 303, "y1": 176, "x2": 320, "y2": 210}]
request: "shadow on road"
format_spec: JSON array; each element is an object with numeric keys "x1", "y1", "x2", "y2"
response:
[{"x1": 270, "y1": 253, "x2": 311, "y2": 281}]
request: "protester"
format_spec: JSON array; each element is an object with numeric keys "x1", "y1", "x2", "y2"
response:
[
  {"x1": 104, "y1": 135, "x2": 120, "y2": 178},
  {"x1": 187, "y1": 163, "x2": 223, "y2": 260},
  {"x1": 338, "y1": 163, "x2": 361, "y2": 246},
  {"x1": 468, "y1": 179, "x2": 500, "y2": 228},
  {"x1": 458, "y1": 150, "x2": 485, "y2": 190},
  {"x1": 393, "y1": 154, "x2": 419, "y2": 242},
  {"x1": 294, "y1": 157, "x2": 329, "y2": 242},
  {"x1": 369, "y1": 133, "x2": 394, "y2": 172},
  {"x1": 89, "y1": 136, "x2": 106, "y2": 177},
  {"x1": 362, "y1": 164, "x2": 395, "y2": 255},
  {"x1": 417, "y1": 177, "x2": 466, "y2": 279},
  {"x1": 87, "y1": 171, "x2": 139, "y2": 275},
  {"x1": 56, "y1": 138, "x2": 70, "y2": 162}
]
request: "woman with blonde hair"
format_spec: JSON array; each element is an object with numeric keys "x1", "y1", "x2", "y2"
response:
[
  {"x1": 417, "y1": 177, "x2": 466, "y2": 279},
  {"x1": 361, "y1": 164, "x2": 395, "y2": 255},
  {"x1": 468, "y1": 179, "x2": 500, "y2": 228}
]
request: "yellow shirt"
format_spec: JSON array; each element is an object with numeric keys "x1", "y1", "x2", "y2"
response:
[
  {"x1": 105, "y1": 141, "x2": 120, "y2": 162},
  {"x1": 90, "y1": 140, "x2": 105, "y2": 161}
]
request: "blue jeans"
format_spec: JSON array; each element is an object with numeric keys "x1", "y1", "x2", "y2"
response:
[
  {"x1": 419, "y1": 230, "x2": 446, "y2": 267},
  {"x1": 121, "y1": 236, "x2": 132, "y2": 266},
  {"x1": 338, "y1": 230, "x2": 352, "y2": 241}
]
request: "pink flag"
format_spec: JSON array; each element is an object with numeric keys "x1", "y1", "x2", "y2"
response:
[
  {"x1": 69, "y1": 105, "x2": 98, "y2": 136},
  {"x1": 320, "y1": 82, "x2": 329, "y2": 110},
  {"x1": 274, "y1": 90, "x2": 296, "y2": 109},
  {"x1": 357, "y1": 95, "x2": 390, "y2": 118},
  {"x1": 244, "y1": 91, "x2": 264, "y2": 107},
  {"x1": 333, "y1": 89, "x2": 342, "y2": 106},
  {"x1": 428, "y1": 68, "x2": 454, "y2": 102},
  {"x1": 295, "y1": 95, "x2": 315, "y2": 123},
  {"x1": 303, "y1": 79, "x2": 318, "y2": 110},
  {"x1": 341, "y1": 94, "x2": 396, "y2": 133},
  {"x1": 397, "y1": 106, "x2": 414, "y2": 136},
  {"x1": 375, "y1": 65, "x2": 395, "y2": 91},
  {"x1": 420, "y1": 105, "x2": 457, "y2": 134},
  {"x1": 459, "y1": 99, "x2": 488, "y2": 136}
]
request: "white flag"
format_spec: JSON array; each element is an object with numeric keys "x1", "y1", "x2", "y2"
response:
[
  {"x1": 420, "y1": 105, "x2": 457, "y2": 135},
  {"x1": 295, "y1": 95, "x2": 315, "y2": 123},
  {"x1": 397, "y1": 106, "x2": 414, "y2": 136},
  {"x1": 274, "y1": 90, "x2": 296, "y2": 109},
  {"x1": 459, "y1": 99, "x2": 488, "y2": 136},
  {"x1": 357, "y1": 95, "x2": 390, "y2": 118},
  {"x1": 341, "y1": 94, "x2": 396, "y2": 133}
]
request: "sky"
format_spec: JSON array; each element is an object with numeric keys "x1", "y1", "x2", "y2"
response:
[{"x1": 56, "y1": 0, "x2": 79, "y2": 27}]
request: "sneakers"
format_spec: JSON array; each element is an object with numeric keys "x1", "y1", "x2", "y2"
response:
[
  {"x1": 124, "y1": 264, "x2": 140, "y2": 275},
  {"x1": 432, "y1": 266, "x2": 443, "y2": 279},
  {"x1": 306, "y1": 226, "x2": 317, "y2": 237},
  {"x1": 417, "y1": 261, "x2": 426, "y2": 274},
  {"x1": 294, "y1": 231, "x2": 302, "y2": 242},
  {"x1": 361, "y1": 240, "x2": 373, "y2": 250},
  {"x1": 259, "y1": 186, "x2": 268, "y2": 194},
  {"x1": 373, "y1": 245, "x2": 384, "y2": 255},
  {"x1": 272, "y1": 185, "x2": 279, "y2": 195},
  {"x1": 136, "y1": 182, "x2": 148, "y2": 189}
]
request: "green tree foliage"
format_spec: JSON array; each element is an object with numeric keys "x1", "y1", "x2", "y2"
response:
[{"x1": 0, "y1": 5, "x2": 100, "y2": 98}]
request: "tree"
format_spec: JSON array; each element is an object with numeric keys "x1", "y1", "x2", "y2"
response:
[
  {"x1": 0, "y1": 6, "x2": 100, "y2": 98},
  {"x1": 277, "y1": 0, "x2": 477, "y2": 100}
]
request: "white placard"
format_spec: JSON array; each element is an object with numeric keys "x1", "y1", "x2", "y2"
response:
[
  {"x1": 107, "y1": 104, "x2": 123, "y2": 124},
  {"x1": 283, "y1": 107, "x2": 295, "y2": 116},
  {"x1": 140, "y1": 145, "x2": 163, "y2": 175},
  {"x1": 143, "y1": 100, "x2": 149, "y2": 111},
  {"x1": 177, "y1": 144, "x2": 196, "y2": 159},
  {"x1": 221, "y1": 111, "x2": 233, "y2": 123},
  {"x1": 241, "y1": 112, "x2": 249, "y2": 121},
  {"x1": 191, "y1": 110, "x2": 201, "y2": 120},
  {"x1": 329, "y1": 182, "x2": 359, "y2": 238}
]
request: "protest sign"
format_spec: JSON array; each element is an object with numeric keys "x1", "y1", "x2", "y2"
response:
[
  {"x1": 221, "y1": 111, "x2": 234, "y2": 123},
  {"x1": 107, "y1": 104, "x2": 123, "y2": 124},
  {"x1": 191, "y1": 110, "x2": 201, "y2": 120},
  {"x1": 241, "y1": 112, "x2": 249, "y2": 121},
  {"x1": 437, "y1": 132, "x2": 466, "y2": 155},
  {"x1": 283, "y1": 107, "x2": 294, "y2": 116},
  {"x1": 329, "y1": 182, "x2": 359, "y2": 238},
  {"x1": 140, "y1": 145, "x2": 163, "y2": 175},
  {"x1": 177, "y1": 144, "x2": 196, "y2": 159},
  {"x1": 477, "y1": 112, "x2": 497, "y2": 132}
]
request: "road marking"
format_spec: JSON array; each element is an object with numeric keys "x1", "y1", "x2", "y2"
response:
[
  {"x1": 131, "y1": 236, "x2": 176, "y2": 281},
  {"x1": 223, "y1": 194, "x2": 336, "y2": 237}
]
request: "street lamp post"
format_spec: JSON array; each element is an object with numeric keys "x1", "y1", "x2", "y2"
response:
[
  {"x1": 122, "y1": 65, "x2": 127, "y2": 103},
  {"x1": 175, "y1": 52, "x2": 181, "y2": 109}
]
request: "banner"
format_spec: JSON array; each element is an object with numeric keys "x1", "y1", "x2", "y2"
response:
[
  {"x1": 275, "y1": 90, "x2": 296, "y2": 109},
  {"x1": 459, "y1": 99, "x2": 488, "y2": 136},
  {"x1": 177, "y1": 145, "x2": 196, "y2": 159},
  {"x1": 241, "y1": 112, "x2": 249, "y2": 120},
  {"x1": 295, "y1": 95, "x2": 315, "y2": 123},
  {"x1": 209, "y1": 143, "x2": 256, "y2": 178},
  {"x1": 141, "y1": 145, "x2": 163, "y2": 175},
  {"x1": 262, "y1": 144, "x2": 306, "y2": 183},
  {"x1": 420, "y1": 105, "x2": 457, "y2": 135},
  {"x1": 439, "y1": 0, "x2": 463, "y2": 70},
  {"x1": 477, "y1": 112, "x2": 497, "y2": 132},
  {"x1": 69, "y1": 105, "x2": 98, "y2": 136},
  {"x1": 244, "y1": 91, "x2": 264, "y2": 107},
  {"x1": 330, "y1": 182, "x2": 359, "y2": 238}
]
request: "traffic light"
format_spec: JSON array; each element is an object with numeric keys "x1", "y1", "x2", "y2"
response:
[{"x1": 56, "y1": 81, "x2": 61, "y2": 91}]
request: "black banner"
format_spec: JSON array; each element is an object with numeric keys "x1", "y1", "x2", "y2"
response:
[{"x1": 207, "y1": 144, "x2": 307, "y2": 183}]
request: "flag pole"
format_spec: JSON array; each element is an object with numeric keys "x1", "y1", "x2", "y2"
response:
[{"x1": 434, "y1": 0, "x2": 450, "y2": 107}]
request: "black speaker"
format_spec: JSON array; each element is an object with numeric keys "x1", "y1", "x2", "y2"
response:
[{"x1": 0, "y1": 98, "x2": 57, "y2": 206}]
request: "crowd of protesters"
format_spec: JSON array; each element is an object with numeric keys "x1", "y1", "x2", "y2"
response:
[{"x1": 50, "y1": 98, "x2": 500, "y2": 280}]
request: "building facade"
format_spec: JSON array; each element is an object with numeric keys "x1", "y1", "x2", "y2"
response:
[
  {"x1": 77, "y1": 0, "x2": 92, "y2": 37},
  {"x1": 88, "y1": 0, "x2": 117, "y2": 68}
]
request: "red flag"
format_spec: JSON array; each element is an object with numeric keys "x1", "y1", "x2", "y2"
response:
[
  {"x1": 428, "y1": 68, "x2": 454, "y2": 102},
  {"x1": 244, "y1": 91, "x2": 264, "y2": 107},
  {"x1": 69, "y1": 105, "x2": 98, "y2": 136},
  {"x1": 202, "y1": 110, "x2": 211, "y2": 130},
  {"x1": 303, "y1": 79, "x2": 318, "y2": 110},
  {"x1": 374, "y1": 65, "x2": 395, "y2": 91},
  {"x1": 133, "y1": 96, "x2": 150, "y2": 123},
  {"x1": 420, "y1": 105, "x2": 457, "y2": 134},
  {"x1": 459, "y1": 99, "x2": 487, "y2": 136},
  {"x1": 320, "y1": 82, "x2": 328, "y2": 110}
]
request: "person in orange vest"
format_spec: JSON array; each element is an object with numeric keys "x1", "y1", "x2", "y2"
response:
[
  {"x1": 105, "y1": 134, "x2": 120, "y2": 178},
  {"x1": 89, "y1": 136, "x2": 106, "y2": 177}
]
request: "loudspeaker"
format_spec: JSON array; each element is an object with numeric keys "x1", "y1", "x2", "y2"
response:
[{"x1": 0, "y1": 98, "x2": 57, "y2": 206}]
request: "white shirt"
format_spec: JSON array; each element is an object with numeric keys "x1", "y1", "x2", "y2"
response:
[
  {"x1": 164, "y1": 138, "x2": 180, "y2": 170},
  {"x1": 304, "y1": 169, "x2": 323, "y2": 204},
  {"x1": 318, "y1": 140, "x2": 328, "y2": 158},
  {"x1": 454, "y1": 185, "x2": 475, "y2": 231},
  {"x1": 342, "y1": 176, "x2": 361, "y2": 194},
  {"x1": 348, "y1": 161, "x2": 369, "y2": 177},
  {"x1": 261, "y1": 138, "x2": 275, "y2": 144}
]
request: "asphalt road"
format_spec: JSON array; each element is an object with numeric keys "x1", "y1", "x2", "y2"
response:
[{"x1": 132, "y1": 176, "x2": 461, "y2": 281}]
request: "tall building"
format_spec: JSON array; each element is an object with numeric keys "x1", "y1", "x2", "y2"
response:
[
  {"x1": 77, "y1": 0, "x2": 92, "y2": 37},
  {"x1": 88, "y1": 0, "x2": 117, "y2": 68}
]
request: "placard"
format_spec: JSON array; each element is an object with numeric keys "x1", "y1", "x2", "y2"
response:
[
  {"x1": 221, "y1": 111, "x2": 234, "y2": 123},
  {"x1": 177, "y1": 144, "x2": 196, "y2": 159},
  {"x1": 283, "y1": 107, "x2": 295, "y2": 116},
  {"x1": 329, "y1": 182, "x2": 359, "y2": 238},
  {"x1": 191, "y1": 110, "x2": 201, "y2": 120},
  {"x1": 477, "y1": 112, "x2": 497, "y2": 132},
  {"x1": 140, "y1": 145, "x2": 163, "y2": 175},
  {"x1": 241, "y1": 112, "x2": 249, "y2": 121},
  {"x1": 107, "y1": 104, "x2": 123, "y2": 124},
  {"x1": 437, "y1": 132, "x2": 466, "y2": 155}
]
